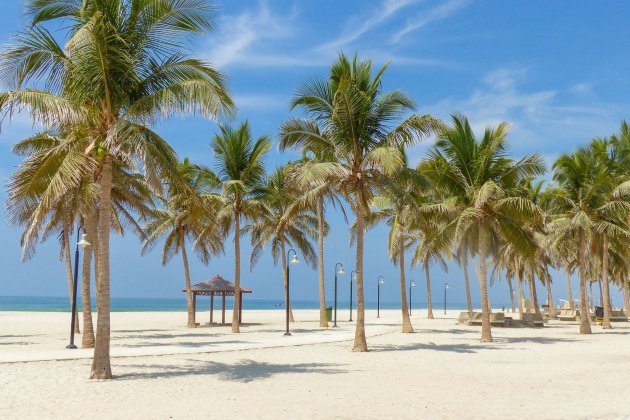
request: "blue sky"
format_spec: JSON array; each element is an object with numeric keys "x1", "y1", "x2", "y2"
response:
[{"x1": 1, "y1": 0, "x2": 629, "y2": 307}]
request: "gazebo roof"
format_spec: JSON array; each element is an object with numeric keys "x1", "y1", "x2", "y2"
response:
[{"x1": 183, "y1": 275, "x2": 252, "y2": 296}]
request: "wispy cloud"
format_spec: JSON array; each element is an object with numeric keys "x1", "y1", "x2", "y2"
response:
[{"x1": 392, "y1": 0, "x2": 472, "y2": 43}]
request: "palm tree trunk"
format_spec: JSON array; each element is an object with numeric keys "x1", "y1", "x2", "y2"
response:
[
  {"x1": 90, "y1": 155, "x2": 113, "y2": 379},
  {"x1": 463, "y1": 257, "x2": 473, "y2": 315},
  {"x1": 280, "y1": 239, "x2": 295, "y2": 322},
  {"x1": 529, "y1": 267, "x2": 541, "y2": 315},
  {"x1": 545, "y1": 265, "x2": 556, "y2": 318},
  {"x1": 601, "y1": 234, "x2": 612, "y2": 329},
  {"x1": 565, "y1": 267, "x2": 574, "y2": 310},
  {"x1": 623, "y1": 281, "x2": 630, "y2": 316},
  {"x1": 63, "y1": 221, "x2": 81, "y2": 334},
  {"x1": 231, "y1": 209, "x2": 241, "y2": 333},
  {"x1": 578, "y1": 232, "x2": 592, "y2": 334},
  {"x1": 516, "y1": 268, "x2": 524, "y2": 317},
  {"x1": 181, "y1": 237, "x2": 196, "y2": 328},
  {"x1": 424, "y1": 263, "x2": 434, "y2": 319},
  {"x1": 477, "y1": 224, "x2": 493, "y2": 342},
  {"x1": 507, "y1": 274, "x2": 515, "y2": 313},
  {"x1": 399, "y1": 233, "x2": 413, "y2": 333},
  {"x1": 81, "y1": 210, "x2": 97, "y2": 349},
  {"x1": 352, "y1": 192, "x2": 368, "y2": 352},
  {"x1": 317, "y1": 197, "x2": 328, "y2": 328},
  {"x1": 598, "y1": 279, "x2": 604, "y2": 307}
]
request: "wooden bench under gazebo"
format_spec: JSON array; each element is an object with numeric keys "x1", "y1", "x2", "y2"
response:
[{"x1": 183, "y1": 275, "x2": 253, "y2": 326}]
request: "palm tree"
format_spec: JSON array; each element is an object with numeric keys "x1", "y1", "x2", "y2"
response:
[
  {"x1": 143, "y1": 159, "x2": 222, "y2": 328},
  {"x1": 248, "y1": 165, "x2": 319, "y2": 321},
  {"x1": 422, "y1": 115, "x2": 545, "y2": 342},
  {"x1": 200, "y1": 122, "x2": 270, "y2": 333},
  {"x1": 279, "y1": 53, "x2": 441, "y2": 351},
  {"x1": 1, "y1": 0, "x2": 234, "y2": 379}
]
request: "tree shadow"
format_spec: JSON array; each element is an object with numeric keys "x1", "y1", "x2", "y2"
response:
[
  {"x1": 117, "y1": 359, "x2": 350, "y2": 382},
  {"x1": 494, "y1": 336, "x2": 577, "y2": 344},
  {"x1": 369, "y1": 341, "x2": 494, "y2": 354},
  {"x1": 414, "y1": 328, "x2": 472, "y2": 335},
  {"x1": 0, "y1": 341, "x2": 34, "y2": 346},
  {"x1": 113, "y1": 333, "x2": 223, "y2": 340},
  {"x1": 118, "y1": 340, "x2": 242, "y2": 349}
]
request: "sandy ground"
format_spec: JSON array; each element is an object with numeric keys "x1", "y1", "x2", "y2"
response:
[{"x1": 1, "y1": 309, "x2": 630, "y2": 420}]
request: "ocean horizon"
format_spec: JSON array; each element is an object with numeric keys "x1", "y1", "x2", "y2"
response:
[{"x1": 0, "y1": 295, "x2": 490, "y2": 312}]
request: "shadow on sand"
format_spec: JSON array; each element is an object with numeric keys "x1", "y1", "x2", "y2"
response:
[{"x1": 117, "y1": 359, "x2": 350, "y2": 382}]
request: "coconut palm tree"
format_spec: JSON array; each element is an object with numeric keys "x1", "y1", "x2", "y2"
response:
[
  {"x1": 143, "y1": 159, "x2": 222, "y2": 328},
  {"x1": 422, "y1": 115, "x2": 545, "y2": 342},
  {"x1": 279, "y1": 53, "x2": 441, "y2": 351},
  {"x1": 248, "y1": 165, "x2": 320, "y2": 321},
  {"x1": 1, "y1": 0, "x2": 234, "y2": 379},
  {"x1": 199, "y1": 122, "x2": 270, "y2": 333}
]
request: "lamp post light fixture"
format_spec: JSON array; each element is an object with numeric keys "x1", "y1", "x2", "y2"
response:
[
  {"x1": 444, "y1": 282, "x2": 450, "y2": 315},
  {"x1": 67, "y1": 228, "x2": 91, "y2": 349},
  {"x1": 333, "y1": 263, "x2": 345, "y2": 327},
  {"x1": 349, "y1": 270, "x2": 356, "y2": 322},
  {"x1": 377, "y1": 276, "x2": 384, "y2": 318},
  {"x1": 409, "y1": 279, "x2": 416, "y2": 316},
  {"x1": 284, "y1": 249, "x2": 299, "y2": 336}
]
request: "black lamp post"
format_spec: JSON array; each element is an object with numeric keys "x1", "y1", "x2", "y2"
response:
[
  {"x1": 333, "y1": 263, "x2": 345, "y2": 327},
  {"x1": 284, "y1": 249, "x2": 299, "y2": 336},
  {"x1": 349, "y1": 270, "x2": 356, "y2": 321},
  {"x1": 67, "y1": 227, "x2": 91, "y2": 349},
  {"x1": 444, "y1": 282, "x2": 450, "y2": 315},
  {"x1": 377, "y1": 276, "x2": 384, "y2": 318},
  {"x1": 409, "y1": 279, "x2": 416, "y2": 316}
]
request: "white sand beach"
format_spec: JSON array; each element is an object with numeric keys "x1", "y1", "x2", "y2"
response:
[{"x1": 1, "y1": 309, "x2": 630, "y2": 419}]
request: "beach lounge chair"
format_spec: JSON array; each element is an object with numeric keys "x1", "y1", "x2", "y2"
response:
[
  {"x1": 610, "y1": 309, "x2": 628, "y2": 322},
  {"x1": 521, "y1": 313, "x2": 544, "y2": 327},
  {"x1": 594, "y1": 306, "x2": 604, "y2": 324},
  {"x1": 559, "y1": 308, "x2": 578, "y2": 321},
  {"x1": 468, "y1": 312, "x2": 506, "y2": 327}
]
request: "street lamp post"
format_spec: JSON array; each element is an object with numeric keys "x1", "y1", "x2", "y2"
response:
[
  {"x1": 284, "y1": 249, "x2": 299, "y2": 336},
  {"x1": 350, "y1": 271, "x2": 356, "y2": 321},
  {"x1": 444, "y1": 282, "x2": 450, "y2": 315},
  {"x1": 377, "y1": 276, "x2": 384, "y2": 318},
  {"x1": 67, "y1": 228, "x2": 91, "y2": 349},
  {"x1": 333, "y1": 263, "x2": 345, "y2": 327},
  {"x1": 409, "y1": 279, "x2": 416, "y2": 316}
]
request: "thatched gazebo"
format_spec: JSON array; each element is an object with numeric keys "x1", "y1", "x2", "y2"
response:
[{"x1": 183, "y1": 275, "x2": 253, "y2": 326}]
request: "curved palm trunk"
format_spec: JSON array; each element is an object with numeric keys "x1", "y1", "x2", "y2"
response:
[
  {"x1": 507, "y1": 274, "x2": 515, "y2": 313},
  {"x1": 528, "y1": 267, "x2": 541, "y2": 315},
  {"x1": 91, "y1": 155, "x2": 113, "y2": 379},
  {"x1": 463, "y1": 258, "x2": 473, "y2": 315},
  {"x1": 623, "y1": 281, "x2": 630, "y2": 316},
  {"x1": 181, "y1": 237, "x2": 195, "y2": 328},
  {"x1": 578, "y1": 232, "x2": 592, "y2": 334},
  {"x1": 544, "y1": 265, "x2": 556, "y2": 318},
  {"x1": 81, "y1": 210, "x2": 97, "y2": 348},
  {"x1": 565, "y1": 267, "x2": 574, "y2": 310},
  {"x1": 280, "y1": 239, "x2": 295, "y2": 322},
  {"x1": 516, "y1": 268, "x2": 524, "y2": 317},
  {"x1": 352, "y1": 192, "x2": 368, "y2": 352},
  {"x1": 63, "y1": 222, "x2": 81, "y2": 334},
  {"x1": 399, "y1": 234, "x2": 413, "y2": 333},
  {"x1": 601, "y1": 235, "x2": 612, "y2": 329},
  {"x1": 598, "y1": 279, "x2": 604, "y2": 307},
  {"x1": 424, "y1": 264, "x2": 434, "y2": 319},
  {"x1": 231, "y1": 210, "x2": 241, "y2": 333},
  {"x1": 477, "y1": 225, "x2": 493, "y2": 342},
  {"x1": 317, "y1": 198, "x2": 328, "y2": 328}
]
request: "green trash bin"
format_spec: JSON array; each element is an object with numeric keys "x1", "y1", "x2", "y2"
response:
[{"x1": 326, "y1": 306, "x2": 333, "y2": 322}]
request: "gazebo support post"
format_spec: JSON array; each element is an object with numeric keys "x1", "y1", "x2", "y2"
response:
[
  {"x1": 239, "y1": 292, "x2": 243, "y2": 324},
  {"x1": 222, "y1": 294, "x2": 226, "y2": 325},
  {"x1": 192, "y1": 294, "x2": 197, "y2": 326},
  {"x1": 210, "y1": 294, "x2": 214, "y2": 325}
]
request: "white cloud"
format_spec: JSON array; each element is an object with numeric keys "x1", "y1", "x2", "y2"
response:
[
  {"x1": 392, "y1": 0, "x2": 471, "y2": 43},
  {"x1": 570, "y1": 83, "x2": 595, "y2": 97},
  {"x1": 233, "y1": 94, "x2": 288, "y2": 111}
]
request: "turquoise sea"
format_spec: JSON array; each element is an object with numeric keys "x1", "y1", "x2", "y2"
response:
[{"x1": 0, "y1": 296, "x2": 475, "y2": 312}]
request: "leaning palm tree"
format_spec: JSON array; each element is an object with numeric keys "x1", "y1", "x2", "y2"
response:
[
  {"x1": 199, "y1": 122, "x2": 270, "y2": 333},
  {"x1": 1, "y1": 0, "x2": 234, "y2": 378},
  {"x1": 422, "y1": 115, "x2": 545, "y2": 342},
  {"x1": 248, "y1": 165, "x2": 320, "y2": 321},
  {"x1": 143, "y1": 159, "x2": 222, "y2": 327},
  {"x1": 279, "y1": 53, "x2": 442, "y2": 351}
]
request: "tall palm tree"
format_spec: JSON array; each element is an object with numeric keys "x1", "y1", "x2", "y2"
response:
[
  {"x1": 1, "y1": 0, "x2": 234, "y2": 379},
  {"x1": 248, "y1": 165, "x2": 319, "y2": 321},
  {"x1": 200, "y1": 122, "x2": 270, "y2": 333},
  {"x1": 422, "y1": 115, "x2": 545, "y2": 342},
  {"x1": 143, "y1": 159, "x2": 222, "y2": 328},
  {"x1": 279, "y1": 53, "x2": 441, "y2": 351}
]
